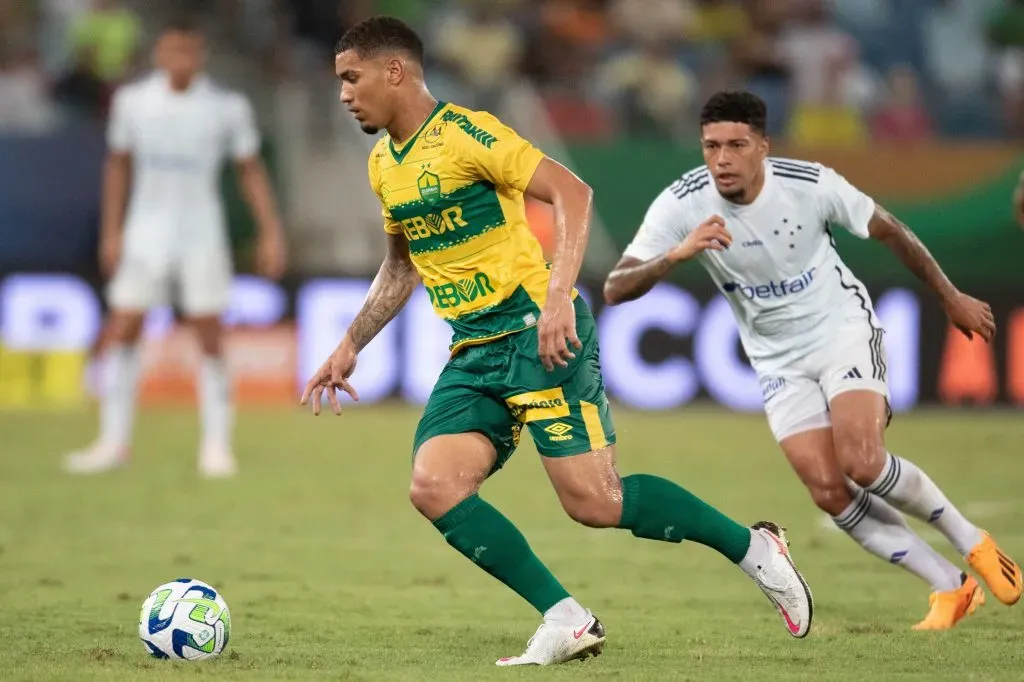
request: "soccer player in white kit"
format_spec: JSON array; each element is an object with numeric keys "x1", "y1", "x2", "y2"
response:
[
  {"x1": 604, "y1": 91, "x2": 1022, "y2": 630},
  {"x1": 63, "y1": 19, "x2": 287, "y2": 478}
]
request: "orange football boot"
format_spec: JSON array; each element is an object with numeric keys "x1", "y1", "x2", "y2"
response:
[
  {"x1": 966, "y1": 531, "x2": 1022, "y2": 606},
  {"x1": 912, "y1": 574, "x2": 984, "y2": 631}
]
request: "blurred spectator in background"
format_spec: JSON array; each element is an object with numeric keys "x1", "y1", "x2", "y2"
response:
[
  {"x1": 989, "y1": 0, "x2": 1024, "y2": 136},
  {"x1": 682, "y1": 0, "x2": 750, "y2": 102},
  {"x1": 923, "y1": 0, "x2": 1000, "y2": 137},
  {"x1": 688, "y1": 0, "x2": 748, "y2": 46},
  {"x1": 0, "y1": 47, "x2": 59, "y2": 134},
  {"x1": 38, "y1": 0, "x2": 91, "y2": 75},
  {"x1": 284, "y1": 0, "x2": 370, "y2": 143},
  {"x1": 731, "y1": 0, "x2": 790, "y2": 135},
  {"x1": 529, "y1": 0, "x2": 610, "y2": 88},
  {"x1": 0, "y1": 0, "x2": 59, "y2": 133},
  {"x1": 0, "y1": 0, "x2": 38, "y2": 59},
  {"x1": 287, "y1": 0, "x2": 363, "y2": 73},
  {"x1": 0, "y1": 0, "x2": 1017, "y2": 145},
  {"x1": 66, "y1": 0, "x2": 141, "y2": 84},
  {"x1": 610, "y1": 0, "x2": 692, "y2": 45},
  {"x1": 374, "y1": 0, "x2": 431, "y2": 27},
  {"x1": 871, "y1": 64, "x2": 934, "y2": 144},
  {"x1": 52, "y1": 43, "x2": 109, "y2": 119},
  {"x1": 778, "y1": 0, "x2": 875, "y2": 147},
  {"x1": 599, "y1": 0, "x2": 696, "y2": 139},
  {"x1": 599, "y1": 40, "x2": 697, "y2": 140},
  {"x1": 432, "y1": 0, "x2": 525, "y2": 112}
]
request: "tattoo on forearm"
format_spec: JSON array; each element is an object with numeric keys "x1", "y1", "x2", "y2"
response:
[
  {"x1": 348, "y1": 259, "x2": 419, "y2": 351},
  {"x1": 605, "y1": 255, "x2": 675, "y2": 303},
  {"x1": 876, "y1": 206, "x2": 955, "y2": 300}
]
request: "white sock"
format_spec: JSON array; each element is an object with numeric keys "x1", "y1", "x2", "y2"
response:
[
  {"x1": 98, "y1": 344, "x2": 141, "y2": 450},
  {"x1": 543, "y1": 597, "x2": 588, "y2": 624},
  {"x1": 867, "y1": 452, "x2": 983, "y2": 556},
  {"x1": 198, "y1": 355, "x2": 233, "y2": 453},
  {"x1": 834, "y1": 488, "x2": 962, "y2": 592},
  {"x1": 738, "y1": 528, "x2": 772, "y2": 577}
]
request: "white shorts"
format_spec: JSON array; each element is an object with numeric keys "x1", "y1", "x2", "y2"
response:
[
  {"x1": 756, "y1": 321, "x2": 891, "y2": 442},
  {"x1": 106, "y1": 244, "x2": 232, "y2": 317}
]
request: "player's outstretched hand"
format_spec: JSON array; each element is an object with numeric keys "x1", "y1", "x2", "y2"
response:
[
  {"x1": 667, "y1": 214, "x2": 733, "y2": 263},
  {"x1": 300, "y1": 341, "x2": 360, "y2": 415},
  {"x1": 537, "y1": 294, "x2": 581, "y2": 372},
  {"x1": 943, "y1": 291, "x2": 996, "y2": 342}
]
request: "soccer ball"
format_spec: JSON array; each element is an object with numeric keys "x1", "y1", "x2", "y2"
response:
[{"x1": 138, "y1": 578, "x2": 231, "y2": 660}]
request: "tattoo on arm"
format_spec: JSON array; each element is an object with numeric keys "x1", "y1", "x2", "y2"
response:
[
  {"x1": 870, "y1": 205, "x2": 956, "y2": 301},
  {"x1": 604, "y1": 254, "x2": 676, "y2": 304},
  {"x1": 347, "y1": 235, "x2": 420, "y2": 351}
]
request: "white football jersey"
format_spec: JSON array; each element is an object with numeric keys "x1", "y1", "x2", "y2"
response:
[
  {"x1": 624, "y1": 157, "x2": 880, "y2": 371},
  {"x1": 107, "y1": 72, "x2": 259, "y2": 251}
]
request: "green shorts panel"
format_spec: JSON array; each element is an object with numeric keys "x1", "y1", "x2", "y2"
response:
[
  {"x1": 412, "y1": 296, "x2": 617, "y2": 472},
  {"x1": 411, "y1": 363, "x2": 524, "y2": 474}
]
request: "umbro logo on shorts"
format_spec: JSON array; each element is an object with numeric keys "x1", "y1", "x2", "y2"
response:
[{"x1": 544, "y1": 422, "x2": 574, "y2": 442}]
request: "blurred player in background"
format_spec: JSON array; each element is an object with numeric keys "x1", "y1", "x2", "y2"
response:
[
  {"x1": 64, "y1": 18, "x2": 287, "y2": 478},
  {"x1": 605, "y1": 91, "x2": 1021, "y2": 631},
  {"x1": 302, "y1": 17, "x2": 813, "y2": 667}
]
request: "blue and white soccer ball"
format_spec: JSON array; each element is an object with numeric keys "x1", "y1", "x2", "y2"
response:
[{"x1": 138, "y1": 578, "x2": 231, "y2": 660}]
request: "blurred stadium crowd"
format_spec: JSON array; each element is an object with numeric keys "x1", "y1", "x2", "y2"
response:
[{"x1": 2, "y1": 0, "x2": 1023, "y2": 144}]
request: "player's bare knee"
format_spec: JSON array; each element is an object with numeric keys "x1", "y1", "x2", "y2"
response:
[
  {"x1": 561, "y1": 497, "x2": 621, "y2": 529},
  {"x1": 808, "y1": 483, "x2": 852, "y2": 516},
  {"x1": 189, "y1": 318, "x2": 223, "y2": 356},
  {"x1": 409, "y1": 434, "x2": 495, "y2": 520},
  {"x1": 408, "y1": 472, "x2": 458, "y2": 520},
  {"x1": 408, "y1": 464, "x2": 483, "y2": 521},
  {"x1": 833, "y1": 427, "x2": 885, "y2": 486}
]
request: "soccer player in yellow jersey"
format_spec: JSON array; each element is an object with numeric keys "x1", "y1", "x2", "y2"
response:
[{"x1": 301, "y1": 16, "x2": 814, "y2": 665}]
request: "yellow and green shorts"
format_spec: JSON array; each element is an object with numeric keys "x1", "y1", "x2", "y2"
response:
[{"x1": 412, "y1": 296, "x2": 616, "y2": 473}]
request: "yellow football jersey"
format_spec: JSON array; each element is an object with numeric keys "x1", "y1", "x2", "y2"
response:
[{"x1": 368, "y1": 101, "x2": 560, "y2": 355}]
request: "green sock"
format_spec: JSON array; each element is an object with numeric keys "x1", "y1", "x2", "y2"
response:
[
  {"x1": 618, "y1": 473, "x2": 751, "y2": 563},
  {"x1": 433, "y1": 494, "x2": 570, "y2": 614}
]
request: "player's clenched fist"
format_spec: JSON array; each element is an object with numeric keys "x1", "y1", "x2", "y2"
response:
[
  {"x1": 666, "y1": 215, "x2": 732, "y2": 263},
  {"x1": 300, "y1": 339, "x2": 360, "y2": 415}
]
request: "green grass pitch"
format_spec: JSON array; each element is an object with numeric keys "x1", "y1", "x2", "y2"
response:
[{"x1": 1, "y1": 405, "x2": 1023, "y2": 681}]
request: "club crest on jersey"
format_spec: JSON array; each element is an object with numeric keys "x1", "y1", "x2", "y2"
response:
[
  {"x1": 417, "y1": 170, "x2": 441, "y2": 205},
  {"x1": 423, "y1": 122, "x2": 446, "y2": 144}
]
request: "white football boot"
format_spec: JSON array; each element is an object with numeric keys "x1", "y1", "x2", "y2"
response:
[
  {"x1": 198, "y1": 444, "x2": 237, "y2": 479},
  {"x1": 63, "y1": 442, "x2": 129, "y2": 474},
  {"x1": 748, "y1": 521, "x2": 814, "y2": 638},
  {"x1": 496, "y1": 612, "x2": 605, "y2": 666}
]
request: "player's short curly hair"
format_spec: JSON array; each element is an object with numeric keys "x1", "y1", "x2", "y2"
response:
[
  {"x1": 335, "y1": 16, "x2": 424, "y2": 63},
  {"x1": 700, "y1": 91, "x2": 768, "y2": 135}
]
